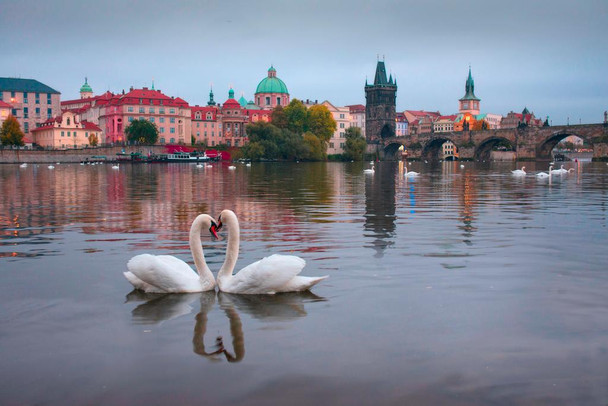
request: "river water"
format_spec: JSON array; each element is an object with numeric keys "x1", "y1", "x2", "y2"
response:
[{"x1": 0, "y1": 161, "x2": 606, "y2": 405}]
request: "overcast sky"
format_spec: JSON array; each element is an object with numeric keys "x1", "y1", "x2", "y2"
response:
[{"x1": 1, "y1": 0, "x2": 606, "y2": 125}]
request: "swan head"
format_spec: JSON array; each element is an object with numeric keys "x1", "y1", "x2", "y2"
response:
[
  {"x1": 209, "y1": 221, "x2": 220, "y2": 239},
  {"x1": 216, "y1": 209, "x2": 237, "y2": 232}
]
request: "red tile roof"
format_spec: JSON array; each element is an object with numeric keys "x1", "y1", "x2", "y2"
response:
[{"x1": 0, "y1": 100, "x2": 12, "y2": 108}]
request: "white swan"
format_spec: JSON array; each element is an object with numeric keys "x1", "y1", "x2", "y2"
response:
[
  {"x1": 460, "y1": 164, "x2": 465, "y2": 169},
  {"x1": 112, "y1": 163, "x2": 119, "y2": 169},
  {"x1": 20, "y1": 163, "x2": 27, "y2": 168},
  {"x1": 550, "y1": 165, "x2": 566, "y2": 175},
  {"x1": 536, "y1": 165, "x2": 553, "y2": 178},
  {"x1": 215, "y1": 209, "x2": 328, "y2": 294},
  {"x1": 404, "y1": 166, "x2": 419, "y2": 177},
  {"x1": 228, "y1": 165, "x2": 236, "y2": 170},
  {"x1": 511, "y1": 166, "x2": 526, "y2": 175},
  {"x1": 124, "y1": 214, "x2": 219, "y2": 293},
  {"x1": 48, "y1": 165, "x2": 55, "y2": 169},
  {"x1": 363, "y1": 165, "x2": 375, "y2": 174}
]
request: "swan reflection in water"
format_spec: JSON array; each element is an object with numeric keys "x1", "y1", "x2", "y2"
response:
[{"x1": 126, "y1": 290, "x2": 326, "y2": 362}]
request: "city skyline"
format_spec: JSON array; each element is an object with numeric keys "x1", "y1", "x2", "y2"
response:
[{"x1": 1, "y1": 0, "x2": 606, "y2": 125}]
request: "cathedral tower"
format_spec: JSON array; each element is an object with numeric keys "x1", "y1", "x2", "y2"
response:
[{"x1": 365, "y1": 59, "x2": 397, "y2": 144}]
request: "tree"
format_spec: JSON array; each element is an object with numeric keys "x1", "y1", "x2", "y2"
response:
[
  {"x1": 88, "y1": 133, "x2": 99, "y2": 146},
  {"x1": 125, "y1": 119, "x2": 158, "y2": 145},
  {"x1": 343, "y1": 127, "x2": 367, "y2": 161},
  {"x1": 283, "y1": 99, "x2": 308, "y2": 134},
  {"x1": 271, "y1": 105, "x2": 288, "y2": 129},
  {"x1": 0, "y1": 115, "x2": 25, "y2": 147},
  {"x1": 302, "y1": 132, "x2": 326, "y2": 161},
  {"x1": 307, "y1": 104, "x2": 336, "y2": 142}
]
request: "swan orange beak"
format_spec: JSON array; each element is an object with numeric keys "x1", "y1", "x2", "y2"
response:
[{"x1": 209, "y1": 223, "x2": 219, "y2": 240}]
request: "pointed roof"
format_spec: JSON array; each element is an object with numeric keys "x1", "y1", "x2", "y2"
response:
[
  {"x1": 459, "y1": 66, "x2": 480, "y2": 101},
  {"x1": 238, "y1": 93, "x2": 248, "y2": 107},
  {"x1": 207, "y1": 86, "x2": 216, "y2": 106},
  {"x1": 366, "y1": 60, "x2": 397, "y2": 89}
]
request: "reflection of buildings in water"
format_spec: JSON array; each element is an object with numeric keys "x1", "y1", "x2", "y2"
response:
[
  {"x1": 125, "y1": 289, "x2": 325, "y2": 363},
  {"x1": 458, "y1": 173, "x2": 477, "y2": 242},
  {"x1": 364, "y1": 162, "x2": 397, "y2": 257}
]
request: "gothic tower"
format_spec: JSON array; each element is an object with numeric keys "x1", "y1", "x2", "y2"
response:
[
  {"x1": 458, "y1": 66, "x2": 480, "y2": 115},
  {"x1": 365, "y1": 59, "x2": 397, "y2": 144}
]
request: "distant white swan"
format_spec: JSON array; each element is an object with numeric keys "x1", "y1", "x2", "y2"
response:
[
  {"x1": 405, "y1": 166, "x2": 419, "y2": 177},
  {"x1": 124, "y1": 214, "x2": 219, "y2": 293},
  {"x1": 215, "y1": 209, "x2": 328, "y2": 294},
  {"x1": 196, "y1": 163, "x2": 203, "y2": 168},
  {"x1": 48, "y1": 165, "x2": 55, "y2": 169},
  {"x1": 112, "y1": 163, "x2": 120, "y2": 169},
  {"x1": 511, "y1": 166, "x2": 526, "y2": 175},
  {"x1": 20, "y1": 163, "x2": 27, "y2": 168},
  {"x1": 552, "y1": 164, "x2": 573, "y2": 175},
  {"x1": 228, "y1": 165, "x2": 236, "y2": 170},
  {"x1": 363, "y1": 165, "x2": 375, "y2": 174},
  {"x1": 460, "y1": 164, "x2": 465, "y2": 169},
  {"x1": 536, "y1": 165, "x2": 553, "y2": 178}
]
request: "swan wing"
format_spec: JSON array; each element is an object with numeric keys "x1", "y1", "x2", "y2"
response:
[
  {"x1": 126, "y1": 254, "x2": 202, "y2": 293},
  {"x1": 227, "y1": 254, "x2": 306, "y2": 294}
]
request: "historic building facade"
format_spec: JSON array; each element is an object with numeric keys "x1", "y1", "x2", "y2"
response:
[
  {"x1": 365, "y1": 60, "x2": 397, "y2": 143},
  {"x1": 31, "y1": 110, "x2": 102, "y2": 149},
  {"x1": 322, "y1": 101, "x2": 352, "y2": 155},
  {"x1": 0, "y1": 77, "x2": 61, "y2": 137}
]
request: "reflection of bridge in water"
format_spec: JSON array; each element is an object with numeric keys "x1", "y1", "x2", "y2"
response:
[{"x1": 378, "y1": 124, "x2": 608, "y2": 161}]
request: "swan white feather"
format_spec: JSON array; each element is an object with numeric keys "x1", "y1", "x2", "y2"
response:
[
  {"x1": 124, "y1": 214, "x2": 218, "y2": 293},
  {"x1": 216, "y1": 210, "x2": 328, "y2": 294}
]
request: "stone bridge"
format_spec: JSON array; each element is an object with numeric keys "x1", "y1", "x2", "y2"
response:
[{"x1": 377, "y1": 123, "x2": 608, "y2": 161}]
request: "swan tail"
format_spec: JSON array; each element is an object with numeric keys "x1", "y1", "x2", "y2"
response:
[
  {"x1": 123, "y1": 271, "x2": 164, "y2": 293},
  {"x1": 279, "y1": 275, "x2": 329, "y2": 292}
]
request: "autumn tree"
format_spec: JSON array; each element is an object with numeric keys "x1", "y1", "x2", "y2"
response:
[
  {"x1": 343, "y1": 127, "x2": 367, "y2": 161},
  {"x1": 125, "y1": 119, "x2": 158, "y2": 145},
  {"x1": 271, "y1": 105, "x2": 288, "y2": 129},
  {"x1": 302, "y1": 132, "x2": 326, "y2": 161},
  {"x1": 307, "y1": 104, "x2": 336, "y2": 143},
  {"x1": 88, "y1": 133, "x2": 99, "y2": 146},
  {"x1": 0, "y1": 115, "x2": 25, "y2": 147}
]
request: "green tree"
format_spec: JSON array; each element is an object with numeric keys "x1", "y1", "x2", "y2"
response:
[
  {"x1": 343, "y1": 127, "x2": 367, "y2": 161},
  {"x1": 271, "y1": 105, "x2": 288, "y2": 129},
  {"x1": 0, "y1": 115, "x2": 25, "y2": 147},
  {"x1": 284, "y1": 99, "x2": 308, "y2": 134},
  {"x1": 125, "y1": 119, "x2": 158, "y2": 145},
  {"x1": 307, "y1": 104, "x2": 336, "y2": 142},
  {"x1": 88, "y1": 133, "x2": 99, "y2": 146},
  {"x1": 302, "y1": 132, "x2": 326, "y2": 161}
]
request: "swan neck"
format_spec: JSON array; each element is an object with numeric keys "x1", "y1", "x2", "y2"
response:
[
  {"x1": 189, "y1": 215, "x2": 214, "y2": 285},
  {"x1": 218, "y1": 211, "x2": 240, "y2": 280}
]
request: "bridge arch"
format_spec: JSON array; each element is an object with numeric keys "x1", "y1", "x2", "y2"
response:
[
  {"x1": 537, "y1": 131, "x2": 591, "y2": 159},
  {"x1": 421, "y1": 137, "x2": 453, "y2": 161},
  {"x1": 475, "y1": 136, "x2": 515, "y2": 161},
  {"x1": 383, "y1": 142, "x2": 405, "y2": 160}
]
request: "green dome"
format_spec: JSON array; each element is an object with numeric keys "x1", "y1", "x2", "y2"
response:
[
  {"x1": 255, "y1": 66, "x2": 289, "y2": 94},
  {"x1": 80, "y1": 77, "x2": 92, "y2": 93}
]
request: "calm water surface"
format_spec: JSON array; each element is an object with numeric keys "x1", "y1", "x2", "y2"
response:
[{"x1": 0, "y1": 161, "x2": 607, "y2": 405}]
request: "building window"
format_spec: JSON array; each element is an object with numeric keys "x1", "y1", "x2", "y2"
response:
[
  {"x1": 150, "y1": 117, "x2": 155, "y2": 123},
  {"x1": 23, "y1": 93, "x2": 28, "y2": 103},
  {"x1": 47, "y1": 108, "x2": 52, "y2": 118},
  {"x1": 61, "y1": 131, "x2": 65, "y2": 137},
  {"x1": 24, "y1": 122, "x2": 29, "y2": 133},
  {"x1": 139, "y1": 98, "x2": 142, "y2": 104},
  {"x1": 47, "y1": 94, "x2": 51, "y2": 104},
  {"x1": 35, "y1": 107, "x2": 40, "y2": 116},
  {"x1": 277, "y1": 97, "x2": 281, "y2": 105},
  {"x1": 339, "y1": 123, "x2": 344, "y2": 128},
  {"x1": 12, "y1": 109, "x2": 17, "y2": 116},
  {"x1": 340, "y1": 114, "x2": 345, "y2": 119},
  {"x1": 170, "y1": 138, "x2": 175, "y2": 143},
  {"x1": 139, "y1": 107, "x2": 145, "y2": 113},
  {"x1": 35, "y1": 93, "x2": 40, "y2": 104},
  {"x1": 149, "y1": 107, "x2": 155, "y2": 114},
  {"x1": 159, "y1": 108, "x2": 165, "y2": 114},
  {"x1": 23, "y1": 107, "x2": 28, "y2": 118},
  {"x1": 170, "y1": 117, "x2": 175, "y2": 123},
  {"x1": 128, "y1": 117, "x2": 134, "y2": 122},
  {"x1": 206, "y1": 112, "x2": 212, "y2": 120},
  {"x1": 160, "y1": 138, "x2": 165, "y2": 144},
  {"x1": 170, "y1": 127, "x2": 175, "y2": 133},
  {"x1": 11, "y1": 91, "x2": 15, "y2": 98},
  {"x1": 195, "y1": 112, "x2": 201, "y2": 120},
  {"x1": 329, "y1": 142, "x2": 334, "y2": 148},
  {"x1": 169, "y1": 108, "x2": 175, "y2": 114},
  {"x1": 160, "y1": 127, "x2": 165, "y2": 133},
  {"x1": 128, "y1": 106, "x2": 134, "y2": 112},
  {"x1": 159, "y1": 117, "x2": 165, "y2": 123},
  {"x1": 265, "y1": 97, "x2": 270, "y2": 105}
]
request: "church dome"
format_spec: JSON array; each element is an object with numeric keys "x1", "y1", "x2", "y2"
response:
[
  {"x1": 255, "y1": 66, "x2": 289, "y2": 94},
  {"x1": 80, "y1": 77, "x2": 92, "y2": 93}
]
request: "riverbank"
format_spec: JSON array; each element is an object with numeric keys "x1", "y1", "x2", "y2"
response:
[{"x1": 0, "y1": 146, "x2": 168, "y2": 164}]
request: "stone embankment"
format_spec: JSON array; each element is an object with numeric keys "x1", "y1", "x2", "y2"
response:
[{"x1": 0, "y1": 146, "x2": 168, "y2": 164}]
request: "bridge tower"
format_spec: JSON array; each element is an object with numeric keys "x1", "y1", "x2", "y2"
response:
[{"x1": 365, "y1": 59, "x2": 397, "y2": 144}]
